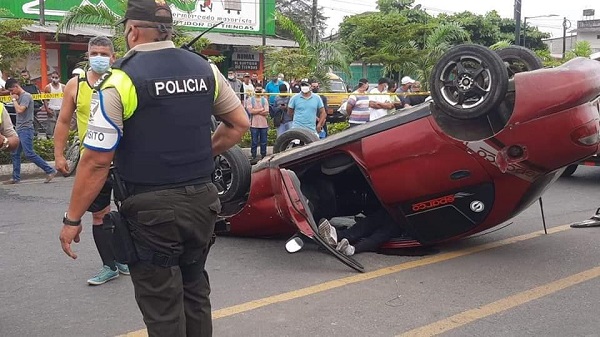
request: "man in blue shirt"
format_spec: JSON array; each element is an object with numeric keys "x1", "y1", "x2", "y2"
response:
[
  {"x1": 288, "y1": 81, "x2": 326, "y2": 135},
  {"x1": 264, "y1": 75, "x2": 281, "y2": 106}
]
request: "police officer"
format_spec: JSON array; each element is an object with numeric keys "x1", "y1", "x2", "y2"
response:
[{"x1": 58, "y1": 1, "x2": 250, "y2": 336}]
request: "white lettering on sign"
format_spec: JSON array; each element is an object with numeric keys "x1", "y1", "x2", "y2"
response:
[{"x1": 154, "y1": 78, "x2": 209, "y2": 96}]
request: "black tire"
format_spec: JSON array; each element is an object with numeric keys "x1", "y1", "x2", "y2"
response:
[
  {"x1": 213, "y1": 145, "x2": 251, "y2": 203},
  {"x1": 430, "y1": 44, "x2": 509, "y2": 120},
  {"x1": 273, "y1": 128, "x2": 320, "y2": 154},
  {"x1": 496, "y1": 45, "x2": 544, "y2": 78},
  {"x1": 63, "y1": 141, "x2": 80, "y2": 177},
  {"x1": 561, "y1": 164, "x2": 578, "y2": 177}
]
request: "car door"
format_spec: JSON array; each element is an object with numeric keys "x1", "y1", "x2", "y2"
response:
[{"x1": 279, "y1": 168, "x2": 365, "y2": 273}]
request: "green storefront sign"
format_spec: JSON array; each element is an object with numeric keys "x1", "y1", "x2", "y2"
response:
[{"x1": 0, "y1": 0, "x2": 276, "y2": 35}]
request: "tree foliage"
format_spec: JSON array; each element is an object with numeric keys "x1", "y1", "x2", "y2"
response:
[
  {"x1": 57, "y1": 0, "x2": 222, "y2": 62},
  {"x1": 264, "y1": 12, "x2": 349, "y2": 86},
  {"x1": 276, "y1": 0, "x2": 328, "y2": 40},
  {"x1": 566, "y1": 41, "x2": 593, "y2": 59},
  {"x1": 435, "y1": 10, "x2": 550, "y2": 49},
  {"x1": 0, "y1": 10, "x2": 39, "y2": 75}
]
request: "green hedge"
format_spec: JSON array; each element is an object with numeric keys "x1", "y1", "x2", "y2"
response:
[{"x1": 0, "y1": 137, "x2": 55, "y2": 165}]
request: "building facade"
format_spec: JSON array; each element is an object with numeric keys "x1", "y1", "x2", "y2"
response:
[{"x1": 0, "y1": 0, "x2": 292, "y2": 87}]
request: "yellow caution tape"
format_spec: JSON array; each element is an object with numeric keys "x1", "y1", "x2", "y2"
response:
[
  {"x1": 0, "y1": 91, "x2": 429, "y2": 104},
  {"x1": 0, "y1": 92, "x2": 64, "y2": 103},
  {"x1": 257, "y1": 91, "x2": 430, "y2": 97}
]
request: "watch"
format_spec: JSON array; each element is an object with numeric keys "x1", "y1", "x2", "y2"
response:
[{"x1": 62, "y1": 212, "x2": 82, "y2": 226}]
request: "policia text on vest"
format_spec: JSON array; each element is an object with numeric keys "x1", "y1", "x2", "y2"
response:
[{"x1": 152, "y1": 77, "x2": 210, "y2": 97}]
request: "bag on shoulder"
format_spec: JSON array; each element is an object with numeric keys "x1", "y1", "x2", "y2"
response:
[{"x1": 273, "y1": 108, "x2": 284, "y2": 127}]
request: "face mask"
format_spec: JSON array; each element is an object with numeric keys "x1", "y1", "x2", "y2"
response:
[
  {"x1": 52, "y1": 78, "x2": 60, "y2": 84},
  {"x1": 255, "y1": 90, "x2": 263, "y2": 93},
  {"x1": 89, "y1": 56, "x2": 110, "y2": 74},
  {"x1": 311, "y1": 87, "x2": 319, "y2": 93},
  {"x1": 300, "y1": 86, "x2": 311, "y2": 93},
  {"x1": 228, "y1": 75, "x2": 234, "y2": 80}
]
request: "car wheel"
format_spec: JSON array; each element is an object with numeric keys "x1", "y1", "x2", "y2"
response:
[
  {"x1": 430, "y1": 44, "x2": 509, "y2": 120},
  {"x1": 273, "y1": 128, "x2": 320, "y2": 154},
  {"x1": 496, "y1": 45, "x2": 544, "y2": 78},
  {"x1": 561, "y1": 164, "x2": 578, "y2": 177},
  {"x1": 213, "y1": 145, "x2": 251, "y2": 203}
]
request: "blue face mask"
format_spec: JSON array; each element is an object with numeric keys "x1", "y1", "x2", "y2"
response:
[{"x1": 89, "y1": 56, "x2": 110, "y2": 74}]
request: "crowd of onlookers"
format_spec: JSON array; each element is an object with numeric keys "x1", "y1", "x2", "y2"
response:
[{"x1": 225, "y1": 71, "x2": 427, "y2": 163}]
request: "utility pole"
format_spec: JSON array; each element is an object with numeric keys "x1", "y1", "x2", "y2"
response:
[
  {"x1": 311, "y1": 0, "x2": 318, "y2": 44},
  {"x1": 39, "y1": 0, "x2": 45, "y2": 25},
  {"x1": 514, "y1": 0, "x2": 522, "y2": 45},
  {"x1": 562, "y1": 17, "x2": 571, "y2": 59},
  {"x1": 39, "y1": 0, "x2": 48, "y2": 88},
  {"x1": 261, "y1": 0, "x2": 266, "y2": 46}
]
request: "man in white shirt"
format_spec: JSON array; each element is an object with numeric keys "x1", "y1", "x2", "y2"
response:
[
  {"x1": 241, "y1": 73, "x2": 255, "y2": 102},
  {"x1": 43, "y1": 71, "x2": 65, "y2": 139},
  {"x1": 278, "y1": 73, "x2": 290, "y2": 93},
  {"x1": 369, "y1": 78, "x2": 394, "y2": 121}
]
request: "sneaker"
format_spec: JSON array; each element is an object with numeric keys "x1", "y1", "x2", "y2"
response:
[
  {"x1": 318, "y1": 219, "x2": 338, "y2": 246},
  {"x1": 44, "y1": 171, "x2": 57, "y2": 183},
  {"x1": 115, "y1": 262, "x2": 130, "y2": 275},
  {"x1": 336, "y1": 238, "x2": 355, "y2": 256},
  {"x1": 87, "y1": 265, "x2": 119, "y2": 285},
  {"x1": 2, "y1": 179, "x2": 19, "y2": 185}
]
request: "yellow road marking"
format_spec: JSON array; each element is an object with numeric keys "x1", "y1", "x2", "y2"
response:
[
  {"x1": 398, "y1": 265, "x2": 600, "y2": 337},
  {"x1": 119, "y1": 225, "x2": 570, "y2": 337}
]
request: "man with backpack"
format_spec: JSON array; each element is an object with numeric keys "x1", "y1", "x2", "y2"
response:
[
  {"x1": 246, "y1": 84, "x2": 270, "y2": 163},
  {"x1": 272, "y1": 83, "x2": 292, "y2": 137}
]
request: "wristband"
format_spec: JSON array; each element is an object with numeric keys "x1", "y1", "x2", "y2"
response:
[{"x1": 62, "y1": 212, "x2": 82, "y2": 226}]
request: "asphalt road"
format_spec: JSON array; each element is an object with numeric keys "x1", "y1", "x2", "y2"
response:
[{"x1": 1, "y1": 167, "x2": 600, "y2": 337}]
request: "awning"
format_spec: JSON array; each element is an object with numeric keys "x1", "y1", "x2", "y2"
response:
[
  {"x1": 25, "y1": 23, "x2": 114, "y2": 37},
  {"x1": 24, "y1": 23, "x2": 297, "y2": 48},
  {"x1": 201, "y1": 32, "x2": 298, "y2": 48}
]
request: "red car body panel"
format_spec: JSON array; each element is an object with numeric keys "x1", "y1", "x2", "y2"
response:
[{"x1": 224, "y1": 57, "x2": 600, "y2": 249}]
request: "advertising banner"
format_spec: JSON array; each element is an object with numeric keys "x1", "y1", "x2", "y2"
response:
[
  {"x1": 0, "y1": 0, "x2": 275, "y2": 34},
  {"x1": 232, "y1": 51, "x2": 260, "y2": 71}
]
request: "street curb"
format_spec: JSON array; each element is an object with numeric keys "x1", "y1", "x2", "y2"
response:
[
  {"x1": 0, "y1": 147, "x2": 273, "y2": 180},
  {"x1": 0, "y1": 161, "x2": 56, "y2": 181}
]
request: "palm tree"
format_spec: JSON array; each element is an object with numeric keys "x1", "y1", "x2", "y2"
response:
[
  {"x1": 268, "y1": 12, "x2": 349, "y2": 86},
  {"x1": 382, "y1": 23, "x2": 470, "y2": 90},
  {"x1": 56, "y1": 1, "x2": 206, "y2": 57}
]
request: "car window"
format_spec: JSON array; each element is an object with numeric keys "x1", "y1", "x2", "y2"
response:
[{"x1": 330, "y1": 81, "x2": 346, "y2": 92}]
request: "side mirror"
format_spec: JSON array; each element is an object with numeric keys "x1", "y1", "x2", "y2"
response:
[{"x1": 285, "y1": 236, "x2": 304, "y2": 253}]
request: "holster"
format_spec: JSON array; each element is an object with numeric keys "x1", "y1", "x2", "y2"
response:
[{"x1": 102, "y1": 211, "x2": 139, "y2": 265}]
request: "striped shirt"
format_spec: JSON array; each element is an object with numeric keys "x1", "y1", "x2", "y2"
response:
[{"x1": 347, "y1": 91, "x2": 370, "y2": 124}]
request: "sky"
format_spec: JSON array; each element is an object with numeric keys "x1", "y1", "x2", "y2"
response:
[{"x1": 322, "y1": 0, "x2": 598, "y2": 38}]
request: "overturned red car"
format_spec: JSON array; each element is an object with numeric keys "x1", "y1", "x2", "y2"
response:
[{"x1": 212, "y1": 45, "x2": 600, "y2": 272}]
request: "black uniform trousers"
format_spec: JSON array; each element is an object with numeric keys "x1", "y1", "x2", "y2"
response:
[{"x1": 120, "y1": 182, "x2": 221, "y2": 337}]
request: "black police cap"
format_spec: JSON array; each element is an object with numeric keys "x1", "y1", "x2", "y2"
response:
[{"x1": 117, "y1": 0, "x2": 173, "y2": 25}]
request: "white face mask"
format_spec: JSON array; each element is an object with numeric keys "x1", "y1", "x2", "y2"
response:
[{"x1": 300, "y1": 86, "x2": 311, "y2": 93}]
